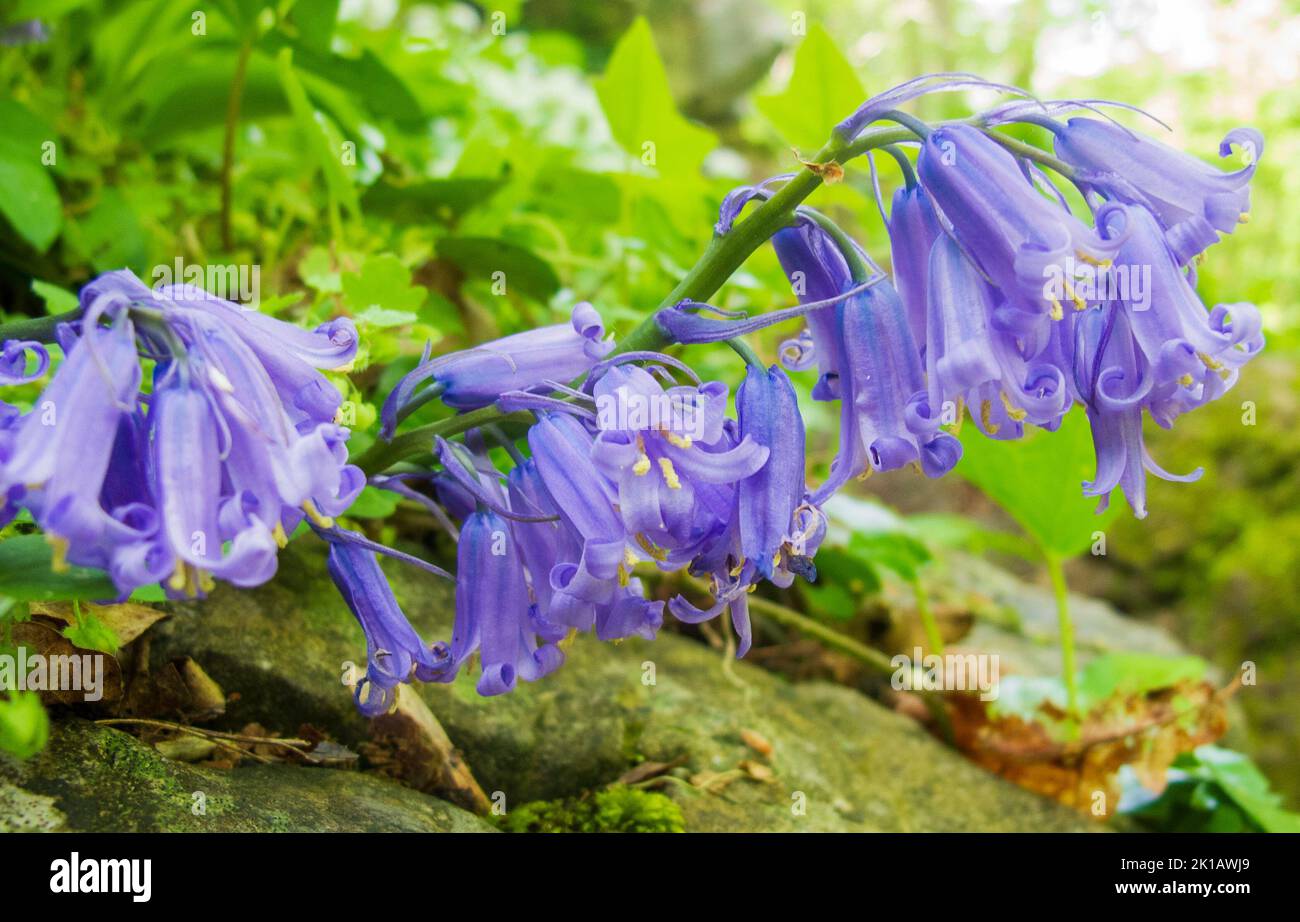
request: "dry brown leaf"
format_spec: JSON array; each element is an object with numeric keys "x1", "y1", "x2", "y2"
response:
[
  {"x1": 361, "y1": 684, "x2": 490, "y2": 814},
  {"x1": 30, "y1": 600, "x2": 168, "y2": 646},
  {"x1": 945, "y1": 678, "x2": 1235, "y2": 818},
  {"x1": 10, "y1": 621, "x2": 123, "y2": 705}
]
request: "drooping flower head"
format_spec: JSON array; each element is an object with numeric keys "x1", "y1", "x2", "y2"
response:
[{"x1": 0, "y1": 270, "x2": 363, "y2": 597}]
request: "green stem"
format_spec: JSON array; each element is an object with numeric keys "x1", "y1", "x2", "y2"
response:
[
  {"x1": 912, "y1": 578, "x2": 945, "y2": 655},
  {"x1": 725, "y1": 337, "x2": 765, "y2": 370},
  {"x1": 1046, "y1": 552, "x2": 1080, "y2": 719},
  {"x1": 354, "y1": 407, "x2": 534, "y2": 475},
  {"x1": 221, "y1": 36, "x2": 254, "y2": 252},
  {"x1": 0, "y1": 309, "x2": 84, "y2": 344}
]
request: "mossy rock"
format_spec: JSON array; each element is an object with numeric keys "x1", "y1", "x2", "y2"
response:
[
  {"x1": 150, "y1": 541, "x2": 1102, "y2": 832},
  {"x1": 0, "y1": 719, "x2": 494, "y2": 832}
]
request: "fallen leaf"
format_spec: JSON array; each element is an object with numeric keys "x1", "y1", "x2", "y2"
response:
[
  {"x1": 10, "y1": 621, "x2": 123, "y2": 705},
  {"x1": 361, "y1": 684, "x2": 490, "y2": 814},
  {"x1": 155, "y1": 736, "x2": 217, "y2": 762},
  {"x1": 31, "y1": 600, "x2": 167, "y2": 646}
]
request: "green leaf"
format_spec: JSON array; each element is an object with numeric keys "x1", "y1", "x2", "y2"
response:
[
  {"x1": 0, "y1": 536, "x2": 119, "y2": 602},
  {"x1": 261, "y1": 33, "x2": 423, "y2": 122},
  {"x1": 848, "y1": 531, "x2": 931, "y2": 583},
  {"x1": 344, "y1": 486, "x2": 399, "y2": 519},
  {"x1": 0, "y1": 692, "x2": 49, "y2": 760},
  {"x1": 956, "y1": 408, "x2": 1118, "y2": 559},
  {"x1": 341, "y1": 254, "x2": 427, "y2": 319},
  {"x1": 31, "y1": 279, "x2": 79, "y2": 315},
  {"x1": 300, "y1": 246, "x2": 342, "y2": 293},
  {"x1": 361, "y1": 177, "x2": 504, "y2": 225},
  {"x1": 593, "y1": 17, "x2": 716, "y2": 176},
  {"x1": 288, "y1": 0, "x2": 340, "y2": 52},
  {"x1": 0, "y1": 101, "x2": 63, "y2": 252},
  {"x1": 1076, "y1": 652, "x2": 1207, "y2": 711},
  {"x1": 66, "y1": 188, "x2": 146, "y2": 274},
  {"x1": 275, "y1": 46, "x2": 360, "y2": 222},
  {"x1": 62, "y1": 610, "x2": 122, "y2": 655},
  {"x1": 756, "y1": 24, "x2": 867, "y2": 152},
  {"x1": 436, "y1": 236, "x2": 560, "y2": 303}
]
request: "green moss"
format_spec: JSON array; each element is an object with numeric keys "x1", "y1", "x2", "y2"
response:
[{"x1": 497, "y1": 785, "x2": 685, "y2": 833}]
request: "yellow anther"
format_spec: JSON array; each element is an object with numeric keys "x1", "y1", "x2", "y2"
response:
[
  {"x1": 303, "y1": 500, "x2": 334, "y2": 528},
  {"x1": 980, "y1": 400, "x2": 1000, "y2": 435},
  {"x1": 272, "y1": 522, "x2": 289, "y2": 548},
  {"x1": 1076, "y1": 252, "x2": 1112, "y2": 268},
  {"x1": 1238, "y1": 213, "x2": 1251, "y2": 224},
  {"x1": 999, "y1": 392, "x2": 1027, "y2": 421},
  {"x1": 617, "y1": 563, "x2": 630, "y2": 588},
  {"x1": 635, "y1": 533, "x2": 668, "y2": 562},
  {"x1": 856, "y1": 465, "x2": 874, "y2": 481},
  {"x1": 666, "y1": 433, "x2": 693, "y2": 449},
  {"x1": 1178, "y1": 373, "x2": 1194, "y2": 387},
  {"x1": 950, "y1": 397, "x2": 965, "y2": 435},
  {"x1": 1197, "y1": 351, "x2": 1225, "y2": 371},
  {"x1": 632, "y1": 455, "x2": 651, "y2": 476},
  {"x1": 658, "y1": 457, "x2": 681, "y2": 490},
  {"x1": 1049, "y1": 299, "x2": 1064, "y2": 321},
  {"x1": 558, "y1": 628, "x2": 579, "y2": 651},
  {"x1": 198, "y1": 570, "x2": 215, "y2": 594},
  {"x1": 167, "y1": 563, "x2": 188, "y2": 592}
]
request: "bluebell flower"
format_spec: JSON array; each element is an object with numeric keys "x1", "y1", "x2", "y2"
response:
[
  {"x1": 917, "y1": 124, "x2": 1120, "y2": 323},
  {"x1": 736, "y1": 363, "x2": 809, "y2": 580},
  {"x1": 925, "y1": 234, "x2": 1069, "y2": 439},
  {"x1": 325, "y1": 536, "x2": 444, "y2": 716},
  {"x1": 1093, "y1": 202, "x2": 1263, "y2": 427},
  {"x1": 1053, "y1": 118, "x2": 1263, "y2": 265},
  {"x1": 0, "y1": 270, "x2": 364, "y2": 597},
  {"x1": 430, "y1": 507, "x2": 565, "y2": 696},
  {"x1": 380, "y1": 302, "x2": 612, "y2": 437}
]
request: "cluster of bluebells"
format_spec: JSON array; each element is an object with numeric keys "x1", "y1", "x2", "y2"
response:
[
  {"x1": 0, "y1": 271, "x2": 363, "y2": 598},
  {"x1": 0, "y1": 75, "x2": 1265, "y2": 716},
  {"x1": 335, "y1": 301, "x2": 824, "y2": 713}
]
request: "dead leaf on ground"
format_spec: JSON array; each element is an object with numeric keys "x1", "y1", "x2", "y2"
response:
[
  {"x1": 361, "y1": 684, "x2": 490, "y2": 815},
  {"x1": 616, "y1": 756, "x2": 688, "y2": 786},
  {"x1": 10, "y1": 621, "x2": 123, "y2": 705},
  {"x1": 30, "y1": 600, "x2": 168, "y2": 646},
  {"x1": 945, "y1": 677, "x2": 1237, "y2": 818}
]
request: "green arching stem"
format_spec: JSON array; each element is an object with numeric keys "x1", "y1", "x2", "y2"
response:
[
  {"x1": 912, "y1": 577, "x2": 945, "y2": 655},
  {"x1": 0, "y1": 309, "x2": 83, "y2": 344},
  {"x1": 725, "y1": 337, "x2": 766, "y2": 371},
  {"x1": 1045, "y1": 551, "x2": 1080, "y2": 719},
  {"x1": 354, "y1": 406, "x2": 534, "y2": 474}
]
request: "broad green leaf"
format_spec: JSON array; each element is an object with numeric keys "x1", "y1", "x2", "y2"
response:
[
  {"x1": 289, "y1": 0, "x2": 340, "y2": 51},
  {"x1": 261, "y1": 33, "x2": 423, "y2": 122},
  {"x1": 300, "y1": 246, "x2": 342, "y2": 293},
  {"x1": 0, "y1": 101, "x2": 63, "y2": 252},
  {"x1": 956, "y1": 408, "x2": 1118, "y2": 559},
  {"x1": 756, "y1": 23, "x2": 867, "y2": 152},
  {"x1": 1076, "y1": 652, "x2": 1206, "y2": 711},
  {"x1": 342, "y1": 254, "x2": 427, "y2": 318},
  {"x1": 0, "y1": 692, "x2": 49, "y2": 760},
  {"x1": 593, "y1": 17, "x2": 716, "y2": 176},
  {"x1": 362, "y1": 177, "x2": 504, "y2": 225},
  {"x1": 31, "y1": 279, "x2": 78, "y2": 315},
  {"x1": 437, "y1": 236, "x2": 561, "y2": 303},
  {"x1": 0, "y1": 536, "x2": 119, "y2": 602},
  {"x1": 66, "y1": 188, "x2": 146, "y2": 273}
]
